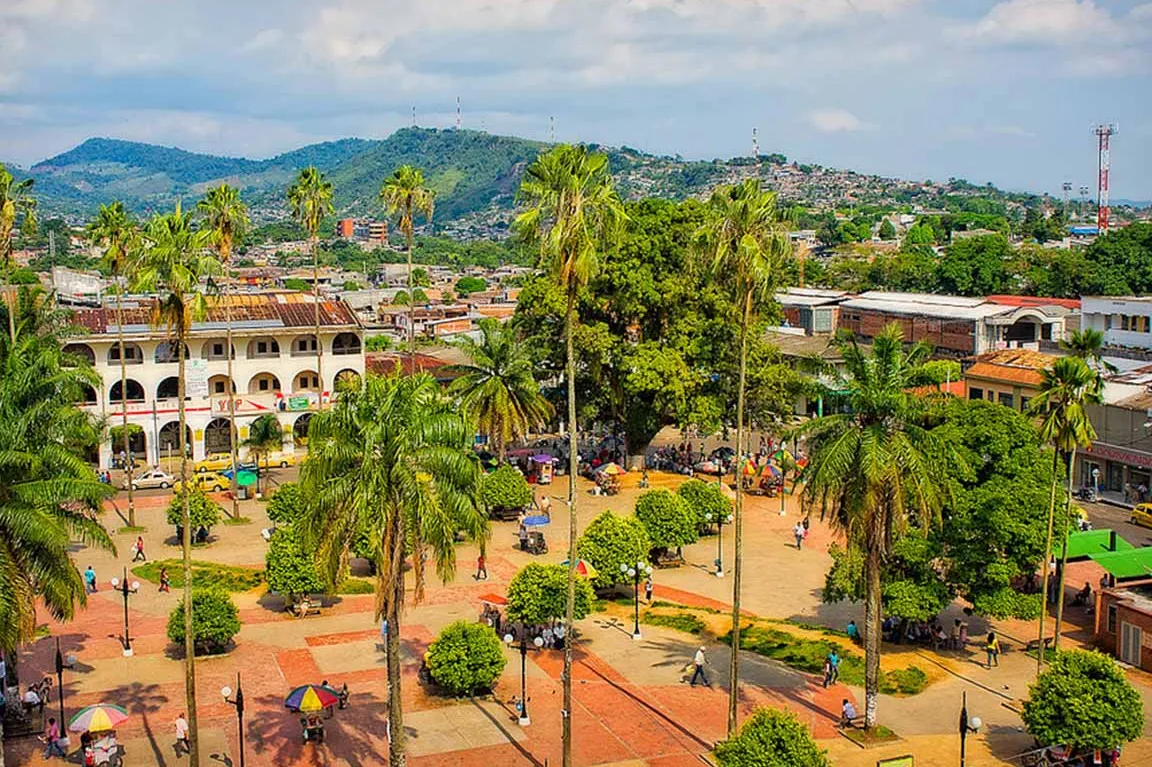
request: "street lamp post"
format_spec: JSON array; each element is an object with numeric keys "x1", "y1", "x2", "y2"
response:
[
  {"x1": 222, "y1": 673, "x2": 246, "y2": 767},
  {"x1": 620, "y1": 560, "x2": 653, "y2": 639},
  {"x1": 705, "y1": 513, "x2": 733, "y2": 577},
  {"x1": 958, "y1": 691, "x2": 982, "y2": 767},
  {"x1": 109, "y1": 568, "x2": 140, "y2": 657},
  {"x1": 503, "y1": 627, "x2": 543, "y2": 725},
  {"x1": 53, "y1": 638, "x2": 69, "y2": 747}
]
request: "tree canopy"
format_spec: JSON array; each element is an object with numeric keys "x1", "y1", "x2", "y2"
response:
[
  {"x1": 506, "y1": 562, "x2": 593, "y2": 625},
  {"x1": 576, "y1": 511, "x2": 651, "y2": 590}
]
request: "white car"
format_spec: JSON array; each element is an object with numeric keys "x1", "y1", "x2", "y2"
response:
[{"x1": 123, "y1": 469, "x2": 174, "y2": 490}]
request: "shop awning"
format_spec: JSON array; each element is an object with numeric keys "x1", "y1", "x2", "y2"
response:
[
  {"x1": 1088, "y1": 547, "x2": 1152, "y2": 580},
  {"x1": 1062, "y1": 529, "x2": 1134, "y2": 560}
]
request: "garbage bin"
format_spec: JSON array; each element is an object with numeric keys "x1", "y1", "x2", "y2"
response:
[{"x1": 237, "y1": 486, "x2": 249, "y2": 501}]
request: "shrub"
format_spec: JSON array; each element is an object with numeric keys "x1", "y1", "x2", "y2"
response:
[
  {"x1": 166, "y1": 588, "x2": 241, "y2": 655},
  {"x1": 576, "y1": 511, "x2": 651, "y2": 590},
  {"x1": 677, "y1": 479, "x2": 731, "y2": 531},
  {"x1": 635, "y1": 489, "x2": 697, "y2": 555},
  {"x1": 132, "y1": 560, "x2": 263, "y2": 592},
  {"x1": 426, "y1": 621, "x2": 508, "y2": 696},
  {"x1": 480, "y1": 464, "x2": 533, "y2": 513},
  {"x1": 455, "y1": 276, "x2": 487, "y2": 296},
  {"x1": 266, "y1": 483, "x2": 305, "y2": 526},
  {"x1": 714, "y1": 708, "x2": 830, "y2": 767},
  {"x1": 506, "y1": 563, "x2": 593, "y2": 625},
  {"x1": 1022, "y1": 650, "x2": 1143, "y2": 753},
  {"x1": 265, "y1": 527, "x2": 325, "y2": 601},
  {"x1": 165, "y1": 487, "x2": 223, "y2": 531}
]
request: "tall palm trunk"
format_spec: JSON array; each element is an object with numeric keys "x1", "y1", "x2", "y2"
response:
[
  {"x1": 562, "y1": 287, "x2": 579, "y2": 767},
  {"x1": 225, "y1": 272, "x2": 239, "y2": 519},
  {"x1": 1036, "y1": 449, "x2": 1061, "y2": 673},
  {"x1": 863, "y1": 546, "x2": 882, "y2": 729},
  {"x1": 4, "y1": 249, "x2": 15, "y2": 344},
  {"x1": 727, "y1": 293, "x2": 750, "y2": 735},
  {"x1": 178, "y1": 328, "x2": 200, "y2": 766},
  {"x1": 312, "y1": 235, "x2": 324, "y2": 410},
  {"x1": 406, "y1": 219, "x2": 415, "y2": 358},
  {"x1": 116, "y1": 290, "x2": 135, "y2": 526},
  {"x1": 1053, "y1": 450, "x2": 1077, "y2": 649},
  {"x1": 385, "y1": 512, "x2": 407, "y2": 766}
]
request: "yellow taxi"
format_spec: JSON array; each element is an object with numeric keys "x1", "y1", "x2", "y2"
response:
[
  {"x1": 195, "y1": 452, "x2": 234, "y2": 473},
  {"x1": 1131, "y1": 503, "x2": 1152, "y2": 530},
  {"x1": 175, "y1": 471, "x2": 229, "y2": 493},
  {"x1": 263, "y1": 451, "x2": 299, "y2": 468}
]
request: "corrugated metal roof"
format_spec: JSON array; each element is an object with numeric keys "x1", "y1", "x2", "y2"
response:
[{"x1": 841, "y1": 296, "x2": 1011, "y2": 321}]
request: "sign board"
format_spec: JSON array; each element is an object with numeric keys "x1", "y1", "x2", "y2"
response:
[
  {"x1": 187, "y1": 359, "x2": 209, "y2": 397},
  {"x1": 287, "y1": 396, "x2": 313, "y2": 412},
  {"x1": 877, "y1": 757, "x2": 913, "y2": 767}
]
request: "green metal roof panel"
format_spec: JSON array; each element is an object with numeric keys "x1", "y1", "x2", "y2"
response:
[
  {"x1": 1087, "y1": 547, "x2": 1152, "y2": 580},
  {"x1": 1063, "y1": 529, "x2": 1135, "y2": 560}
]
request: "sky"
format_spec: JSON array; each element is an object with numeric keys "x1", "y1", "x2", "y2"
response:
[{"x1": 1, "y1": 0, "x2": 1150, "y2": 199}]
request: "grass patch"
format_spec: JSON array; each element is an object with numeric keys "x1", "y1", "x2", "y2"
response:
[
  {"x1": 885, "y1": 666, "x2": 928, "y2": 695},
  {"x1": 132, "y1": 559, "x2": 263, "y2": 592},
  {"x1": 118, "y1": 525, "x2": 147, "y2": 534},
  {"x1": 840, "y1": 724, "x2": 900, "y2": 747},
  {"x1": 651, "y1": 599, "x2": 722, "y2": 614},
  {"x1": 336, "y1": 578, "x2": 375, "y2": 595},
  {"x1": 222, "y1": 516, "x2": 252, "y2": 526},
  {"x1": 641, "y1": 611, "x2": 707, "y2": 635}
]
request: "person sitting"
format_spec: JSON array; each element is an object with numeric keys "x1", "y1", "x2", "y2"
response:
[
  {"x1": 1072, "y1": 582, "x2": 1093, "y2": 607},
  {"x1": 22, "y1": 686, "x2": 43, "y2": 715},
  {"x1": 839, "y1": 698, "x2": 859, "y2": 728},
  {"x1": 845, "y1": 620, "x2": 861, "y2": 644},
  {"x1": 338, "y1": 683, "x2": 350, "y2": 710},
  {"x1": 882, "y1": 616, "x2": 899, "y2": 642}
]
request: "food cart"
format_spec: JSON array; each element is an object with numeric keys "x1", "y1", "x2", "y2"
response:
[{"x1": 528, "y1": 454, "x2": 555, "y2": 485}]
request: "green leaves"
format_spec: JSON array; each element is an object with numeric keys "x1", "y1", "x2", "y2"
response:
[
  {"x1": 714, "y1": 708, "x2": 830, "y2": 767},
  {"x1": 635, "y1": 489, "x2": 698, "y2": 552},
  {"x1": 506, "y1": 563, "x2": 593, "y2": 626},
  {"x1": 676, "y1": 479, "x2": 732, "y2": 532},
  {"x1": 576, "y1": 512, "x2": 651, "y2": 590},
  {"x1": 166, "y1": 588, "x2": 240, "y2": 654},
  {"x1": 479, "y1": 465, "x2": 533, "y2": 513},
  {"x1": 1022, "y1": 650, "x2": 1144, "y2": 752},
  {"x1": 265, "y1": 526, "x2": 325, "y2": 599},
  {"x1": 266, "y1": 483, "x2": 305, "y2": 526},
  {"x1": 165, "y1": 487, "x2": 224, "y2": 530},
  {"x1": 426, "y1": 621, "x2": 507, "y2": 696}
]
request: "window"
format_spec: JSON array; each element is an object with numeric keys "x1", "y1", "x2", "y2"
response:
[
  {"x1": 1121, "y1": 315, "x2": 1151, "y2": 333},
  {"x1": 968, "y1": 387, "x2": 983, "y2": 401},
  {"x1": 258, "y1": 378, "x2": 269, "y2": 391},
  {"x1": 213, "y1": 343, "x2": 224, "y2": 357},
  {"x1": 213, "y1": 380, "x2": 227, "y2": 395},
  {"x1": 1020, "y1": 396, "x2": 1031, "y2": 412},
  {"x1": 1107, "y1": 603, "x2": 1117, "y2": 634},
  {"x1": 257, "y1": 341, "x2": 268, "y2": 354},
  {"x1": 998, "y1": 392, "x2": 1014, "y2": 408}
]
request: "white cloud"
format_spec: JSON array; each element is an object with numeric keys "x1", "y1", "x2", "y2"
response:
[
  {"x1": 242, "y1": 28, "x2": 283, "y2": 53},
  {"x1": 809, "y1": 109, "x2": 873, "y2": 133},
  {"x1": 963, "y1": 0, "x2": 1118, "y2": 44}
]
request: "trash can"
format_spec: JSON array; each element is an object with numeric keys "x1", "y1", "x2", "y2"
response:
[{"x1": 237, "y1": 486, "x2": 249, "y2": 501}]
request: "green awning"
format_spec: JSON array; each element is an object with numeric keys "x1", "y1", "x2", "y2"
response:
[
  {"x1": 1062, "y1": 529, "x2": 1134, "y2": 560},
  {"x1": 1088, "y1": 547, "x2": 1152, "y2": 580}
]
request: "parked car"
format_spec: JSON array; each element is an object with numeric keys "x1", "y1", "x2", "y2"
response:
[
  {"x1": 262, "y1": 451, "x2": 299, "y2": 468},
  {"x1": 122, "y1": 469, "x2": 174, "y2": 491},
  {"x1": 175, "y1": 471, "x2": 228, "y2": 493},
  {"x1": 1131, "y1": 503, "x2": 1152, "y2": 530},
  {"x1": 195, "y1": 452, "x2": 256, "y2": 474}
]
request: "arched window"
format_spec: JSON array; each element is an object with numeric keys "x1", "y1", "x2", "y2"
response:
[
  {"x1": 200, "y1": 339, "x2": 235, "y2": 361},
  {"x1": 208, "y1": 375, "x2": 236, "y2": 396},
  {"x1": 157, "y1": 377, "x2": 181, "y2": 400},
  {"x1": 63, "y1": 343, "x2": 96, "y2": 366},
  {"x1": 204, "y1": 418, "x2": 233, "y2": 454},
  {"x1": 293, "y1": 413, "x2": 313, "y2": 445},
  {"x1": 248, "y1": 372, "x2": 282, "y2": 394},
  {"x1": 109, "y1": 379, "x2": 145, "y2": 403},
  {"x1": 332, "y1": 332, "x2": 362, "y2": 356},
  {"x1": 155, "y1": 341, "x2": 189, "y2": 364},
  {"x1": 293, "y1": 370, "x2": 320, "y2": 393},
  {"x1": 107, "y1": 343, "x2": 144, "y2": 365},
  {"x1": 291, "y1": 335, "x2": 318, "y2": 357},
  {"x1": 246, "y1": 337, "x2": 281, "y2": 360}
]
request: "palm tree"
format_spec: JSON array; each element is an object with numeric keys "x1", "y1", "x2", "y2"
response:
[
  {"x1": 796, "y1": 324, "x2": 946, "y2": 730},
  {"x1": 0, "y1": 331, "x2": 114, "y2": 767},
  {"x1": 447, "y1": 319, "x2": 553, "y2": 460},
  {"x1": 1027, "y1": 356, "x2": 1100, "y2": 663},
  {"x1": 699, "y1": 178, "x2": 792, "y2": 734},
  {"x1": 288, "y1": 168, "x2": 334, "y2": 406},
  {"x1": 515, "y1": 144, "x2": 624, "y2": 767},
  {"x1": 133, "y1": 203, "x2": 217, "y2": 767},
  {"x1": 198, "y1": 185, "x2": 250, "y2": 519},
  {"x1": 1060, "y1": 327, "x2": 1118, "y2": 377},
  {"x1": 300, "y1": 373, "x2": 484, "y2": 767},
  {"x1": 0, "y1": 164, "x2": 38, "y2": 344},
  {"x1": 379, "y1": 166, "x2": 434, "y2": 356},
  {"x1": 87, "y1": 202, "x2": 141, "y2": 526},
  {"x1": 242, "y1": 413, "x2": 282, "y2": 496}
]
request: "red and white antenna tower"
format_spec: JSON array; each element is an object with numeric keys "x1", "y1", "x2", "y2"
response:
[{"x1": 1093, "y1": 123, "x2": 1117, "y2": 232}]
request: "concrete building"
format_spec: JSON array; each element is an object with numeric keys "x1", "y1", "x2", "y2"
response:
[
  {"x1": 776, "y1": 288, "x2": 848, "y2": 335},
  {"x1": 65, "y1": 292, "x2": 364, "y2": 470},
  {"x1": 961, "y1": 348, "x2": 1056, "y2": 412},
  {"x1": 1097, "y1": 585, "x2": 1152, "y2": 671},
  {"x1": 1079, "y1": 380, "x2": 1152, "y2": 506},
  {"x1": 1082, "y1": 296, "x2": 1152, "y2": 354}
]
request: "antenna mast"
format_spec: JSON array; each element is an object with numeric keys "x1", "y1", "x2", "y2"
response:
[
  {"x1": 412, "y1": 105, "x2": 416, "y2": 127},
  {"x1": 1079, "y1": 185, "x2": 1089, "y2": 219},
  {"x1": 549, "y1": 116, "x2": 555, "y2": 143},
  {"x1": 456, "y1": 96, "x2": 461, "y2": 129},
  {"x1": 1061, "y1": 182, "x2": 1072, "y2": 218},
  {"x1": 1093, "y1": 123, "x2": 1117, "y2": 232}
]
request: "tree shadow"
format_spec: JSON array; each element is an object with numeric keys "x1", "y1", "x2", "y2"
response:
[
  {"x1": 243, "y1": 691, "x2": 389, "y2": 767},
  {"x1": 105, "y1": 680, "x2": 170, "y2": 766},
  {"x1": 467, "y1": 698, "x2": 545, "y2": 767}
]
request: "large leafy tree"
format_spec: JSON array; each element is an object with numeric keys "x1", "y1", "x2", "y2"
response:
[
  {"x1": 87, "y1": 201, "x2": 142, "y2": 525},
  {"x1": 448, "y1": 319, "x2": 553, "y2": 460},
  {"x1": 133, "y1": 203, "x2": 218, "y2": 767},
  {"x1": 1027, "y1": 356, "x2": 1100, "y2": 662},
  {"x1": 380, "y1": 166, "x2": 434, "y2": 356},
  {"x1": 936, "y1": 234, "x2": 1010, "y2": 296},
  {"x1": 797, "y1": 324, "x2": 947, "y2": 730},
  {"x1": 288, "y1": 168, "x2": 334, "y2": 404},
  {"x1": 506, "y1": 562, "x2": 594, "y2": 625},
  {"x1": 0, "y1": 329, "x2": 113, "y2": 767},
  {"x1": 198, "y1": 184, "x2": 250, "y2": 518},
  {"x1": 714, "y1": 708, "x2": 831, "y2": 767},
  {"x1": 299, "y1": 373, "x2": 485, "y2": 767},
  {"x1": 0, "y1": 165, "x2": 38, "y2": 344},
  {"x1": 576, "y1": 511, "x2": 651, "y2": 590},
  {"x1": 699, "y1": 178, "x2": 792, "y2": 734},
  {"x1": 515, "y1": 143, "x2": 624, "y2": 767}
]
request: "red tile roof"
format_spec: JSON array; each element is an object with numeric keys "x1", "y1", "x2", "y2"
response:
[
  {"x1": 69, "y1": 293, "x2": 360, "y2": 335},
  {"x1": 985, "y1": 295, "x2": 1081, "y2": 310},
  {"x1": 964, "y1": 361, "x2": 1045, "y2": 387}
]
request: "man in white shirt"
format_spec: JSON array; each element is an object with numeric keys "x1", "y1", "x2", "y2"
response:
[
  {"x1": 689, "y1": 646, "x2": 709, "y2": 686},
  {"x1": 174, "y1": 713, "x2": 189, "y2": 755}
]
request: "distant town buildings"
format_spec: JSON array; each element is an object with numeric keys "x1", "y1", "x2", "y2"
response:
[{"x1": 335, "y1": 218, "x2": 388, "y2": 243}]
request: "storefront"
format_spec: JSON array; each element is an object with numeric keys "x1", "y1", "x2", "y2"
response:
[{"x1": 1080, "y1": 443, "x2": 1152, "y2": 506}]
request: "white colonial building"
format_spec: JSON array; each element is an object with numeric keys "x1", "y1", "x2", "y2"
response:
[{"x1": 65, "y1": 292, "x2": 365, "y2": 470}]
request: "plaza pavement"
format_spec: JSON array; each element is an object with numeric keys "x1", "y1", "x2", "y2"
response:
[{"x1": 7, "y1": 455, "x2": 1152, "y2": 766}]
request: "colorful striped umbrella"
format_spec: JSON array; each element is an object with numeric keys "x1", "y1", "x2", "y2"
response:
[
  {"x1": 759, "y1": 463, "x2": 782, "y2": 479},
  {"x1": 560, "y1": 558, "x2": 599, "y2": 579},
  {"x1": 284, "y1": 684, "x2": 340, "y2": 712},
  {"x1": 68, "y1": 704, "x2": 129, "y2": 733}
]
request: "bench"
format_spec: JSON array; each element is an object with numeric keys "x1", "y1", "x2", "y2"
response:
[
  {"x1": 290, "y1": 599, "x2": 322, "y2": 618},
  {"x1": 1024, "y1": 637, "x2": 1054, "y2": 653}
]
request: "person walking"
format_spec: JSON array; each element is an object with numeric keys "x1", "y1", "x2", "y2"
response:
[
  {"x1": 689, "y1": 646, "x2": 709, "y2": 686},
  {"x1": 42, "y1": 717, "x2": 66, "y2": 759},
  {"x1": 159, "y1": 566, "x2": 171, "y2": 593},
  {"x1": 793, "y1": 522, "x2": 805, "y2": 550},
  {"x1": 475, "y1": 553, "x2": 488, "y2": 581},
  {"x1": 827, "y1": 648, "x2": 840, "y2": 685},
  {"x1": 174, "y1": 712, "x2": 190, "y2": 756},
  {"x1": 985, "y1": 632, "x2": 1001, "y2": 668},
  {"x1": 644, "y1": 574, "x2": 654, "y2": 603},
  {"x1": 132, "y1": 535, "x2": 146, "y2": 562},
  {"x1": 84, "y1": 565, "x2": 97, "y2": 593}
]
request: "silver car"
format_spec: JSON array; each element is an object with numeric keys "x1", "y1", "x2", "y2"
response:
[{"x1": 123, "y1": 469, "x2": 174, "y2": 490}]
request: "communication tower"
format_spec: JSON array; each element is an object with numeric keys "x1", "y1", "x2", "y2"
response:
[
  {"x1": 550, "y1": 116, "x2": 555, "y2": 143},
  {"x1": 456, "y1": 96, "x2": 461, "y2": 129},
  {"x1": 1079, "y1": 185, "x2": 1090, "y2": 218},
  {"x1": 1061, "y1": 181, "x2": 1072, "y2": 217},
  {"x1": 1093, "y1": 123, "x2": 1118, "y2": 232}
]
